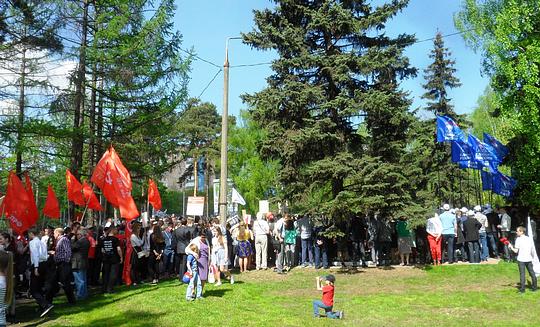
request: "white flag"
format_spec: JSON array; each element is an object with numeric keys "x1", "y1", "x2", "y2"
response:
[{"x1": 231, "y1": 187, "x2": 246, "y2": 206}]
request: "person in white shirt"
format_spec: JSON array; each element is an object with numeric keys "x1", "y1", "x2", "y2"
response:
[
  {"x1": 253, "y1": 212, "x2": 270, "y2": 270},
  {"x1": 426, "y1": 214, "x2": 443, "y2": 266},
  {"x1": 28, "y1": 229, "x2": 53, "y2": 317},
  {"x1": 498, "y1": 207, "x2": 512, "y2": 260},
  {"x1": 509, "y1": 226, "x2": 537, "y2": 293}
]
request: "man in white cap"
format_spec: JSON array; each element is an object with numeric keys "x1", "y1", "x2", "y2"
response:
[
  {"x1": 439, "y1": 204, "x2": 457, "y2": 264},
  {"x1": 474, "y1": 205, "x2": 489, "y2": 262}
]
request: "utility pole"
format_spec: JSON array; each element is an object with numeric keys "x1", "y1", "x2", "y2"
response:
[{"x1": 219, "y1": 38, "x2": 231, "y2": 225}]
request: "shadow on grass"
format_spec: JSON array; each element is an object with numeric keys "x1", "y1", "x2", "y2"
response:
[
  {"x1": 78, "y1": 309, "x2": 161, "y2": 327},
  {"x1": 204, "y1": 288, "x2": 231, "y2": 298},
  {"x1": 334, "y1": 268, "x2": 366, "y2": 275},
  {"x1": 13, "y1": 285, "x2": 158, "y2": 325}
]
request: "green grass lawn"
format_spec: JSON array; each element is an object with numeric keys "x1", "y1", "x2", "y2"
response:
[{"x1": 14, "y1": 262, "x2": 540, "y2": 326}]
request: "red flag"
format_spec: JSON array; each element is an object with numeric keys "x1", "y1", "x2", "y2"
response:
[
  {"x1": 148, "y1": 179, "x2": 162, "y2": 210},
  {"x1": 66, "y1": 169, "x2": 85, "y2": 206},
  {"x1": 91, "y1": 151, "x2": 118, "y2": 207},
  {"x1": 3, "y1": 172, "x2": 35, "y2": 234},
  {"x1": 91, "y1": 146, "x2": 139, "y2": 219},
  {"x1": 122, "y1": 221, "x2": 133, "y2": 286},
  {"x1": 43, "y1": 185, "x2": 60, "y2": 219},
  {"x1": 24, "y1": 173, "x2": 39, "y2": 222},
  {"x1": 82, "y1": 182, "x2": 103, "y2": 211}
]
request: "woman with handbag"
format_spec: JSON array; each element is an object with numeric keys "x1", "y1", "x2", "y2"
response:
[{"x1": 130, "y1": 222, "x2": 145, "y2": 286}]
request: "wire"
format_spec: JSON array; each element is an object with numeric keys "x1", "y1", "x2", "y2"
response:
[
  {"x1": 230, "y1": 62, "x2": 272, "y2": 68},
  {"x1": 225, "y1": 29, "x2": 474, "y2": 69},
  {"x1": 198, "y1": 68, "x2": 222, "y2": 98},
  {"x1": 179, "y1": 48, "x2": 221, "y2": 69}
]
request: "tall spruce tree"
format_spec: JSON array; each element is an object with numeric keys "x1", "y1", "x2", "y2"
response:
[
  {"x1": 422, "y1": 32, "x2": 462, "y2": 116},
  {"x1": 243, "y1": 0, "x2": 417, "y2": 221},
  {"x1": 419, "y1": 32, "x2": 471, "y2": 208}
]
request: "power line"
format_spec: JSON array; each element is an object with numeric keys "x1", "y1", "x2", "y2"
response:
[
  {"x1": 179, "y1": 48, "x2": 221, "y2": 69},
  {"x1": 198, "y1": 68, "x2": 222, "y2": 98},
  {"x1": 225, "y1": 29, "x2": 474, "y2": 69}
]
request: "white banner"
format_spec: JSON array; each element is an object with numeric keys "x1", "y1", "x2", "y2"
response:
[
  {"x1": 187, "y1": 196, "x2": 205, "y2": 216},
  {"x1": 259, "y1": 200, "x2": 269, "y2": 214}
]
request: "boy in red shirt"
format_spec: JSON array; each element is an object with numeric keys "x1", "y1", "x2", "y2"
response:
[{"x1": 313, "y1": 274, "x2": 343, "y2": 319}]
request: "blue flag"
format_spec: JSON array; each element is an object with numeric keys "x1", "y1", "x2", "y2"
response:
[
  {"x1": 458, "y1": 160, "x2": 481, "y2": 170},
  {"x1": 436, "y1": 116, "x2": 465, "y2": 142},
  {"x1": 492, "y1": 172, "x2": 517, "y2": 197},
  {"x1": 468, "y1": 134, "x2": 499, "y2": 163},
  {"x1": 481, "y1": 170, "x2": 493, "y2": 191},
  {"x1": 483, "y1": 132, "x2": 509, "y2": 161},
  {"x1": 451, "y1": 140, "x2": 473, "y2": 162}
]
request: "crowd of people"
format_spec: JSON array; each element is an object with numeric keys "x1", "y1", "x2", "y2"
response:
[
  {"x1": 0, "y1": 204, "x2": 534, "y2": 323},
  {"x1": 425, "y1": 204, "x2": 526, "y2": 265}
]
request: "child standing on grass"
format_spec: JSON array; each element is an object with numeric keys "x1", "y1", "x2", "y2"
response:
[
  {"x1": 0, "y1": 251, "x2": 14, "y2": 327},
  {"x1": 508, "y1": 226, "x2": 538, "y2": 293},
  {"x1": 313, "y1": 275, "x2": 343, "y2": 319},
  {"x1": 185, "y1": 244, "x2": 202, "y2": 301}
]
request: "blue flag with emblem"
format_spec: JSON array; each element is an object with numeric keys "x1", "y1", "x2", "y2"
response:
[
  {"x1": 451, "y1": 140, "x2": 473, "y2": 162},
  {"x1": 483, "y1": 132, "x2": 509, "y2": 161},
  {"x1": 481, "y1": 170, "x2": 493, "y2": 191},
  {"x1": 468, "y1": 134, "x2": 499, "y2": 163},
  {"x1": 457, "y1": 160, "x2": 481, "y2": 170},
  {"x1": 436, "y1": 115, "x2": 465, "y2": 142},
  {"x1": 492, "y1": 172, "x2": 517, "y2": 197}
]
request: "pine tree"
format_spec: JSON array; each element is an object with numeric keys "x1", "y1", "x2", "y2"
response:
[
  {"x1": 422, "y1": 32, "x2": 462, "y2": 116},
  {"x1": 243, "y1": 0, "x2": 417, "y2": 221},
  {"x1": 0, "y1": 0, "x2": 63, "y2": 174}
]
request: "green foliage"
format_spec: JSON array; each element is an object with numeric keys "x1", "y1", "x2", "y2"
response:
[
  {"x1": 177, "y1": 98, "x2": 221, "y2": 162},
  {"x1": 422, "y1": 32, "x2": 462, "y2": 116},
  {"x1": 228, "y1": 111, "x2": 279, "y2": 214},
  {"x1": 243, "y1": 0, "x2": 417, "y2": 221},
  {"x1": 456, "y1": 0, "x2": 540, "y2": 209}
]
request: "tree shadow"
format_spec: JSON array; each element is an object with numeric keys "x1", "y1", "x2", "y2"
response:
[
  {"x1": 203, "y1": 288, "x2": 231, "y2": 298},
  {"x1": 80, "y1": 309, "x2": 161, "y2": 327},
  {"x1": 334, "y1": 268, "x2": 366, "y2": 275}
]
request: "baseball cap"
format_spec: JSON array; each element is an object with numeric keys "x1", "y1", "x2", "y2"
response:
[
  {"x1": 443, "y1": 204, "x2": 450, "y2": 211},
  {"x1": 324, "y1": 274, "x2": 336, "y2": 283}
]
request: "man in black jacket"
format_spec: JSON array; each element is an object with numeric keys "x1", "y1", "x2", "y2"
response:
[
  {"x1": 463, "y1": 210, "x2": 482, "y2": 263},
  {"x1": 484, "y1": 205, "x2": 500, "y2": 259},
  {"x1": 174, "y1": 218, "x2": 196, "y2": 280},
  {"x1": 71, "y1": 229, "x2": 90, "y2": 300}
]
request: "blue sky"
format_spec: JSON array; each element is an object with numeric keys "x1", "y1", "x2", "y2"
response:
[{"x1": 175, "y1": 0, "x2": 489, "y2": 120}]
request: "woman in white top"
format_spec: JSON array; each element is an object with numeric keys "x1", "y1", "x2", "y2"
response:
[
  {"x1": 426, "y1": 214, "x2": 443, "y2": 266},
  {"x1": 130, "y1": 223, "x2": 145, "y2": 285},
  {"x1": 211, "y1": 227, "x2": 234, "y2": 286}
]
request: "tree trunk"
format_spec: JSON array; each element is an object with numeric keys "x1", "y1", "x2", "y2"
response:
[
  {"x1": 193, "y1": 156, "x2": 198, "y2": 196},
  {"x1": 88, "y1": 63, "x2": 97, "y2": 174},
  {"x1": 70, "y1": 0, "x2": 89, "y2": 178},
  {"x1": 16, "y1": 46, "x2": 26, "y2": 175}
]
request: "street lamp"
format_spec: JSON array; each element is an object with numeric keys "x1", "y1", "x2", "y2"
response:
[{"x1": 219, "y1": 36, "x2": 241, "y2": 224}]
